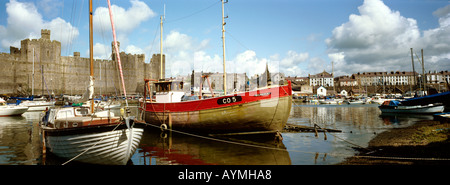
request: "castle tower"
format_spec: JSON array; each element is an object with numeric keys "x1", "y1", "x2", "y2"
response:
[
  {"x1": 150, "y1": 54, "x2": 165, "y2": 80},
  {"x1": 41, "y1": 29, "x2": 51, "y2": 40}
]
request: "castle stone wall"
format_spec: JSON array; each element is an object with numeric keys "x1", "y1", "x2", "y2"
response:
[{"x1": 0, "y1": 29, "x2": 163, "y2": 96}]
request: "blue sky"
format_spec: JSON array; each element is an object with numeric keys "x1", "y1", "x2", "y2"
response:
[{"x1": 0, "y1": 0, "x2": 449, "y2": 78}]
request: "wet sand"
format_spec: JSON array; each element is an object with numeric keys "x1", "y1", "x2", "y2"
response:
[{"x1": 339, "y1": 120, "x2": 450, "y2": 165}]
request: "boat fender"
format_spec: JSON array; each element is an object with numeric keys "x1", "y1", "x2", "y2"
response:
[
  {"x1": 120, "y1": 108, "x2": 125, "y2": 116},
  {"x1": 160, "y1": 123, "x2": 167, "y2": 131}
]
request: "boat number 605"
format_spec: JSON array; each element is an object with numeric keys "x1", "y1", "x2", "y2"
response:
[{"x1": 217, "y1": 96, "x2": 242, "y2": 105}]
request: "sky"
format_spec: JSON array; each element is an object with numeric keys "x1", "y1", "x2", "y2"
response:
[{"x1": 0, "y1": 0, "x2": 449, "y2": 78}]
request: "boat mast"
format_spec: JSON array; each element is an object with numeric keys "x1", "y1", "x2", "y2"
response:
[
  {"x1": 107, "y1": 0, "x2": 129, "y2": 109},
  {"x1": 222, "y1": 0, "x2": 227, "y2": 95},
  {"x1": 160, "y1": 5, "x2": 165, "y2": 80},
  {"x1": 89, "y1": 0, "x2": 95, "y2": 113},
  {"x1": 410, "y1": 48, "x2": 416, "y2": 89},
  {"x1": 32, "y1": 48, "x2": 34, "y2": 97}
]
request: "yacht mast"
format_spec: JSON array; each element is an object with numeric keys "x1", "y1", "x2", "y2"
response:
[
  {"x1": 222, "y1": 0, "x2": 227, "y2": 95},
  {"x1": 160, "y1": 5, "x2": 165, "y2": 80},
  {"x1": 89, "y1": 0, "x2": 95, "y2": 113}
]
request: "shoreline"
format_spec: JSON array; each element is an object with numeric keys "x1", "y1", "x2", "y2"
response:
[{"x1": 339, "y1": 120, "x2": 450, "y2": 165}]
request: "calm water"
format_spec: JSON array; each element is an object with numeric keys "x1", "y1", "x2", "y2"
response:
[{"x1": 0, "y1": 102, "x2": 434, "y2": 165}]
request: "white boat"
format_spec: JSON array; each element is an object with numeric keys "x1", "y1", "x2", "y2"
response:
[
  {"x1": 19, "y1": 100, "x2": 55, "y2": 111},
  {"x1": 0, "y1": 98, "x2": 28, "y2": 116},
  {"x1": 318, "y1": 99, "x2": 342, "y2": 104},
  {"x1": 40, "y1": 0, "x2": 144, "y2": 165},
  {"x1": 79, "y1": 100, "x2": 121, "y2": 110},
  {"x1": 433, "y1": 112, "x2": 450, "y2": 122},
  {"x1": 379, "y1": 100, "x2": 444, "y2": 114},
  {"x1": 348, "y1": 100, "x2": 364, "y2": 105},
  {"x1": 371, "y1": 98, "x2": 386, "y2": 104},
  {"x1": 41, "y1": 107, "x2": 144, "y2": 165}
]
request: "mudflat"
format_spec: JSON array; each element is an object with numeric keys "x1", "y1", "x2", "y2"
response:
[{"x1": 340, "y1": 120, "x2": 450, "y2": 165}]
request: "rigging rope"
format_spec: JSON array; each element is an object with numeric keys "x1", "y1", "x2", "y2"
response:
[
  {"x1": 107, "y1": 0, "x2": 128, "y2": 108},
  {"x1": 165, "y1": 0, "x2": 221, "y2": 24}
]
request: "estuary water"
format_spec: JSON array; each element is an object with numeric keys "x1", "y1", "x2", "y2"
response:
[{"x1": 0, "y1": 102, "x2": 434, "y2": 165}]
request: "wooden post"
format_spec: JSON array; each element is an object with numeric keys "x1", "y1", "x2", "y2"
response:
[
  {"x1": 168, "y1": 112, "x2": 172, "y2": 152},
  {"x1": 314, "y1": 125, "x2": 319, "y2": 138},
  {"x1": 42, "y1": 129, "x2": 46, "y2": 164}
]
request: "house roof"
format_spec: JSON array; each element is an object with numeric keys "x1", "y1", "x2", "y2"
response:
[{"x1": 309, "y1": 70, "x2": 332, "y2": 78}]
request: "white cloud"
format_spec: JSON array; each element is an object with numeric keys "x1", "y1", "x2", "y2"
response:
[
  {"x1": 280, "y1": 50, "x2": 309, "y2": 68},
  {"x1": 307, "y1": 57, "x2": 327, "y2": 74},
  {"x1": 164, "y1": 31, "x2": 193, "y2": 52},
  {"x1": 93, "y1": 0, "x2": 156, "y2": 42},
  {"x1": 326, "y1": 0, "x2": 450, "y2": 75},
  {"x1": 86, "y1": 43, "x2": 111, "y2": 60},
  {"x1": 229, "y1": 50, "x2": 268, "y2": 76},
  {"x1": 125, "y1": 45, "x2": 144, "y2": 55},
  {"x1": 420, "y1": 5, "x2": 450, "y2": 62},
  {"x1": 0, "y1": 0, "x2": 78, "y2": 51},
  {"x1": 159, "y1": 30, "x2": 310, "y2": 78},
  {"x1": 45, "y1": 17, "x2": 79, "y2": 50}
]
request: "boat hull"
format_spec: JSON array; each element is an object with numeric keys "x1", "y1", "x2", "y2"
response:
[
  {"x1": 379, "y1": 104, "x2": 444, "y2": 114},
  {"x1": 43, "y1": 123, "x2": 144, "y2": 165},
  {"x1": 142, "y1": 84, "x2": 292, "y2": 133},
  {"x1": 20, "y1": 101, "x2": 55, "y2": 111},
  {"x1": 0, "y1": 106, "x2": 29, "y2": 116}
]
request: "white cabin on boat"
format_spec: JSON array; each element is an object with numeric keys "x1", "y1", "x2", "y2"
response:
[{"x1": 154, "y1": 80, "x2": 185, "y2": 103}]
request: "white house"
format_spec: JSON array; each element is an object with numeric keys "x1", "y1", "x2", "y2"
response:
[
  {"x1": 309, "y1": 71, "x2": 334, "y2": 87},
  {"x1": 317, "y1": 86, "x2": 327, "y2": 96},
  {"x1": 340, "y1": 89, "x2": 348, "y2": 97}
]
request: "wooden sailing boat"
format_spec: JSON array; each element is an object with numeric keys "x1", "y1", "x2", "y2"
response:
[
  {"x1": 40, "y1": 0, "x2": 144, "y2": 165},
  {"x1": 140, "y1": 0, "x2": 292, "y2": 133}
]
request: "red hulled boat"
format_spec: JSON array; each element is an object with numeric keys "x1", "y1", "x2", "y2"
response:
[
  {"x1": 140, "y1": 0, "x2": 292, "y2": 133},
  {"x1": 141, "y1": 80, "x2": 292, "y2": 133}
]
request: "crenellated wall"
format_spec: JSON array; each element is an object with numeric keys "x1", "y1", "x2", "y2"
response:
[{"x1": 0, "y1": 29, "x2": 163, "y2": 96}]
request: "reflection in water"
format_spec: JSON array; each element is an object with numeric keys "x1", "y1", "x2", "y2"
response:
[
  {"x1": 0, "y1": 103, "x2": 436, "y2": 165},
  {"x1": 0, "y1": 112, "x2": 42, "y2": 165},
  {"x1": 137, "y1": 127, "x2": 291, "y2": 165}
]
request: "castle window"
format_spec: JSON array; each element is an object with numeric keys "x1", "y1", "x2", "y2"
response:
[{"x1": 47, "y1": 50, "x2": 49, "y2": 57}]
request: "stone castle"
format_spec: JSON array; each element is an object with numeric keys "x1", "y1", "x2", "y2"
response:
[{"x1": 0, "y1": 29, "x2": 165, "y2": 96}]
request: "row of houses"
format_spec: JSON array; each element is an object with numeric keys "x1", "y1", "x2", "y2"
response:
[
  {"x1": 287, "y1": 70, "x2": 450, "y2": 88},
  {"x1": 166, "y1": 68, "x2": 449, "y2": 97},
  {"x1": 286, "y1": 70, "x2": 450, "y2": 96}
]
